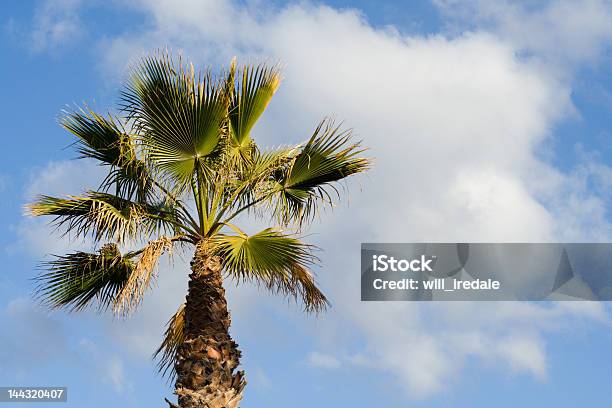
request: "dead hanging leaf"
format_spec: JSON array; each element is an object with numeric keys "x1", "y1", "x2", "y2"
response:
[
  {"x1": 113, "y1": 236, "x2": 174, "y2": 315},
  {"x1": 154, "y1": 303, "x2": 186, "y2": 379}
]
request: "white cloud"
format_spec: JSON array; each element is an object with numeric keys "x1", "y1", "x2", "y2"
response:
[
  {"x1": 250, "y1": 366, "x2": 273, "y2": 391},
  {"x1": 23, "y1": 159, "x2": 104, "y2": 199},
  {"x1": 105, "y1": 357, "x2": 128, "y2": 392},
  {"x1": 10, "y1": 159, "x2": 104, "y2": 258},
  {"x1": 0, "y1": 297, "x2": 137, "y2": 393},
  {"x1": 78, "y1": 339, "x2": 132, "y2": 393},
  {"x1": 306, "y1": 351, "x2": 341, "y2": 370},
  {"x1": 434, "y1": 0, "x2": 612, "y2": 69},
  {"x1": 29, "y1": 0, "x2": 83, "y2": 52},
  {"x1": 0, "y1": 297, "x2": 72, "y2": 377},
  {"x1": 495, "y1": 335, "x2": 547, "y2": 379},
  {"x1": 16, "y1": 0, "x2": 612, "y2": 399}
]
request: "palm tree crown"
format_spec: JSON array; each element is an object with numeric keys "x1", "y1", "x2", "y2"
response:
[{"x1": 28, "y1": 52, "x2": 370, "y2": 383}]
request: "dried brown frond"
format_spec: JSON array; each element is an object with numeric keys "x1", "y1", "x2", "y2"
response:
[
  {"x1": 113, "y1": 236, "x2": 174, "y2": 315},
  {"x1": 154, "y1": 303, "x2": 185, "y2": 379}
]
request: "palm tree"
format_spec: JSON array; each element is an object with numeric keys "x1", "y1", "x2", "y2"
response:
[{"x1": 27, "y1": 51, "x2": 369, "y2": 408}]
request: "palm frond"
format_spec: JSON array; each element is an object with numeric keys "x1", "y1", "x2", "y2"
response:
[
  {"x1": 27, "y1": 192, "x2": 180, "y2": 243},
  {"x1": 154, "y1": 304, "x2": 185, "y2": 379},
  {"x1": 35, "y1": 243, "x2": 135, "y2": 312},
  {"x1": 102, "y1": 161, "x2": 153, "y2": 203},
  {"x1": 219, "y1": 146, "x2": 297, "y2": 218},
  {"x1": 270, "y1": 118, "x2": 370, "y2": 226},
  {"x1": 211, "y1": 228, "x2": 327, "y2": 312},
  {"x1": 62, "y1": 108, "x2": 128, "y2": 165},
  {"x1": 113, "y1": 236, "x2": 174, "y2": 315},
  {"x1": 121, "y1": 52, "x2": 228, "y2": 188},
  {"x1": 62, "y1": 108, "x2": 153, "y2": 202},
  {"x1": 229, "y1": 64, "x2": 281, "y2": 147}
]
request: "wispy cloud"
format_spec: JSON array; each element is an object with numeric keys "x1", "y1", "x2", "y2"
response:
[
  {"x1": 434, "y1": 0, "x2": 612, "y2": 68},
  {"x1": 78, "y1": 339, "x2": 132, "y2": 393},
  {"x1": 29, "y1": 0, "x2": 83, "y2": 52},
  {"x1": 306, "y1": 351, "x2": 341, "y2": 370}
]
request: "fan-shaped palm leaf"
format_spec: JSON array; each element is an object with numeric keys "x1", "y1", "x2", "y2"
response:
[
  {"x1": 229, "y1": 64, "x2": 281, "y2": 149},
  {"x1": 271, "y1": 119, "x2": 370, "y2": 226},
  {"x1": 62, "y1": 108, "x2": 152, "y2": 202},
  {"x1": 211, "y1": 227, "x2": 327, "y2": 312},
  {"x1": 62, "y1": 108, "x2": 128, "y2": 164},
  {"x1": 27, "y1": 192, "x2": 180, "y2": 243},
  {"x1": 35, "y1": 243, "x2": 135, "y2": 311},
  {"x1": 122, "y1": 53, "x2": 228, "y2": 188},
  {"x1": 216, "y1": 146, "x2": 297, "y2": 221}
]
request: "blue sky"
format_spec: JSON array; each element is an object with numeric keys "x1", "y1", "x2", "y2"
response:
[{"x1": 1, "y1": 0, "x2": 612, "y2": 407}]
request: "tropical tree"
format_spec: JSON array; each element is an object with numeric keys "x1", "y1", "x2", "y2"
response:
[{"x1": 28, "y1": 52, "x2": 369, "y2": 408}]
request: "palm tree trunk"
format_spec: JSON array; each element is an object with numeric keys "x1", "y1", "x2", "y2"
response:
[{"x1": 174, "y1": 243, "x2": 246, "y2": 408}]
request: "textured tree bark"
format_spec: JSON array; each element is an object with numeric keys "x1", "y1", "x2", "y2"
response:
[{"x1": 174, "y1": 243, "x2": 246, "y2": 408}]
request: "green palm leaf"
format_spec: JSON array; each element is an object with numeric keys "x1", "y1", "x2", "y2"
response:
[
  {"x1": 122, "y1": 52, "x2": 228, "y2": 188},
  {"x1": 35, "y1": 243, "x2": 135, "y2": 312},
  {"x1": 62, "y1": 108, "x2": 152, "y2": 202},
  {"x1": 219, "y1": 146, "x2": 296, "y2": 218},
  {"x1": 229, "y1": 64, "x2": 281, "y2": 147},
  {"x1": 271, "y1": 119, "x2": 370, "y2": 226},
  {"x1": 211, "y1": 227, "x2": 327, "y2": 312},
  {"x1": 62, "y1": 108, "x2": 127, "y2": 164},
  {"x1": 27, "y1": 192, "x2": 179, "y2": 243}
]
